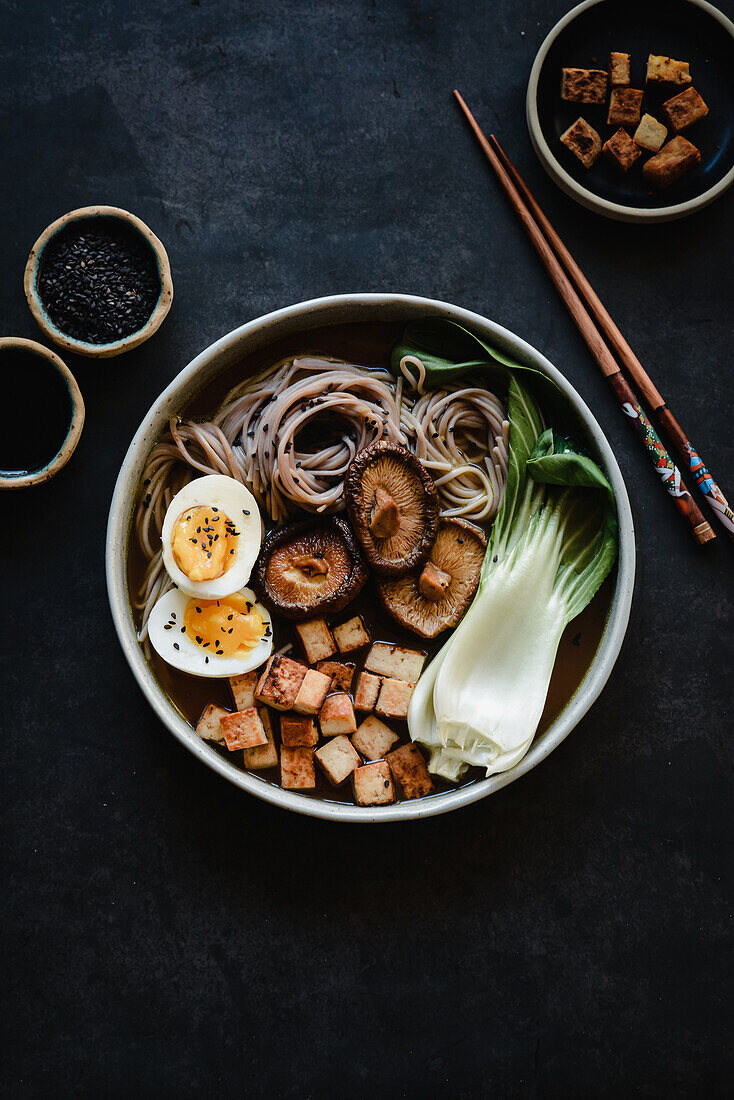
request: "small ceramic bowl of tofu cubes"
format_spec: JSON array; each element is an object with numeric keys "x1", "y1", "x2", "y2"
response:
[{"x1": 527, "y1": 0, "x2": 734, "y2": 221}]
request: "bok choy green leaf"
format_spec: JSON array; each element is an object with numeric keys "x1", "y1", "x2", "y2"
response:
[{"x1": 408, "y1": 375, "x2": 618, "y2": 782}]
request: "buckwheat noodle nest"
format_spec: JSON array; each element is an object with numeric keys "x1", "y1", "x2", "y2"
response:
[{"x1": 133, "y1": 354, "x2": 509, "y2": 638}]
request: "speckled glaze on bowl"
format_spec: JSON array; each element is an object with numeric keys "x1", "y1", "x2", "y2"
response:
[
  {"x1": 24, "y1": 205, "x2": 173, "y2": 358},
  {"x1": 106, "y1": 294, "x2": 635, "y2": 822}
]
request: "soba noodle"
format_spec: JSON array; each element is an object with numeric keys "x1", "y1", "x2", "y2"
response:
[{"x1": 133, "y1": 351, "x2": 509, "y2": 638}]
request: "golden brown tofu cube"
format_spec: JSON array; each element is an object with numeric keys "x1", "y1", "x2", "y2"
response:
[
  {"x1": 319, "y1": 692, "x2": 357, "y2": 737},
  {"x1": 255, "y1": 655, "x2": 307, "y2": 711},
  {"x1": 560, "y1": 67, "x2": 608, "y2": 104},
  {"x1": 229, "y1": 670, "x2": 258, "y2": 711},
  {"x1": 315, "y1": 659, "x2": 355, "y2": 693},
  {"x1": 607, "y1": 87, "x2": 643, "y2": 127},
  {"x1": 195, "y1": 703, "x2": 228, "y2": 744},
  {"x1": 386, "y1": 743, "x2": 434, "y2": 800},
  {"x1": 559, "y1": 117, "x2": 602, "y2": 169},
  {"x1": 220, "y1": 707, "x2": 268, "y2": 751},
  {"x1": 294, "y1": 618, "x2": 337, "y2": 664},
  {"x1": 608, "y1": 51, "x2": 630, "y2": 86},
  {"x1": 280, "y1": 713, "x2": 319, "y2": 747},
  {"x1": 280, "y1": 746, "x2": 316, "y2": 789},
  {"x1": 375, "y1": 677, "x2": 415, "y2": 721},
  {"x1": 364, "y1": 642, "x2": 425, "y2": 681},
  {"x1": 602, "y1": 128, "x2": 642, "y2": 172},
  {"x1": 315, "y1": 735, "x2": 361, "y2": 786},
  {"x1": 351, "y1": 715, "x2": 399, "y2": 760},
  {"x1": 633, "y1": 113, "x2": 667, "y2": 152},
  {"x1": 293, "y1": 668, "x2": 332, "y2": 716},
  {"x1": 353, "y1": 760, "x2": 395, "y2": 806},
  {"x1": 662, "y1": 87, "x2": 709, "y2": 132},
  {"x1": 332, "y1": 615, "x2": 371, "y2": 653},
  {"x1": 646, "y1": 54, "x2": 691, "y2": 86},
  {"x1": 643, "y1": 136, "x2": 701, "y2": 188},
  {"x1": 354, "y1": 670, "x2": 381, "y2": 713},
  {"x1": 243, "y1": 708, "x2": 279, "y2": 770}
]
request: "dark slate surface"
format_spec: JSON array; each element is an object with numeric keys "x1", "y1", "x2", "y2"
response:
[{"x1": 2, "y1": 1, "x2": 732, "y2": 1096}]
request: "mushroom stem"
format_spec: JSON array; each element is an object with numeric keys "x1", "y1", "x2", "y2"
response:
[
  {"x1": 419, "y1": 561, "x2": 452, "y2": 602},
  {"x1": 369, "y1": 487, "x2": 401, "y2": 539}
]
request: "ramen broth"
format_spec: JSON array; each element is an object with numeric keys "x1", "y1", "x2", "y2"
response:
[{"x1": 127, "y1": 321, "x2": 615, "y2": 800}]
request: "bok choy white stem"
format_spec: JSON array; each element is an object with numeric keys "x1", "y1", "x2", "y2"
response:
[{"x1": 409, "y1": 374, "x2": 618, "y2": 781}]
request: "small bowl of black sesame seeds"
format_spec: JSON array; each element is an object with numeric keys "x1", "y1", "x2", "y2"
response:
[{"x1": 24, "y1": 205, "x2": 173, "y2": 358}]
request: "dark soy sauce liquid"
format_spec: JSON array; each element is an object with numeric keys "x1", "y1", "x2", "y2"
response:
[
  {"x1": 127, "y1": 321, "x2": 616, "y2": 803},
  {"x1": 0, "y1": 348, "x2": 73, "y2": 475}
]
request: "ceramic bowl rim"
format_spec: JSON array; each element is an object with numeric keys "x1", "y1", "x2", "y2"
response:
[
  {"x1": 526, "y1": 0, "x2": 734, "y2": 223},
  {"x1": 24, "y1": 205, "x2": 174, "y2": 358},
  {"x1": 105, "y1": 292, "x2": 635, "y2": 823},
  {"x1": 0, "y1": 336, "x2": 85, "y2": 489}
]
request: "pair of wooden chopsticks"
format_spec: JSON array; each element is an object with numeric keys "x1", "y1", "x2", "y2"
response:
[{"x1": 454, "y1": 89, "x2": 734, "y2": 545}]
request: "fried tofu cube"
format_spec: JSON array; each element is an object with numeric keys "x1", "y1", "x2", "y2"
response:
[
  {"x1": 220, "y1": 707, "x2": 268, "y2": 751},
  {"x1": 375, "y1": 677, "x2": 415, "y2": 721},
  {"x1": 280, "y1": 746, "x2": 316, "y2": 789},
  {"x1": 255, "y1": 655, "x2": 307, "y2": 711},
  {"x1": 315, "y1": 735, "x2": 361, "y2": 786},
  {"x1": 607, "y1": 87, "x2": 643, "y2": 127},
  {"x1": 319, "y1": 692, "x2": 357, "y2": 737},
  {"x1": 280, "y1": 713, "x2": 319, "y2": 747},
  {"x1": 351, "y1": 715, "x2": 399, "y2": 760},
  {"x1": 560, "y1": 67, "x2": 608, "y2": 104},
  {"x1": 364, "y1": 642, "x2": 425, "y2": 681},
  {"x1": 643, "y1": 136, "x2": 701, "y2": 189},
  {"x1": 354, "y1": 670, "x2": 381, "y2": 713},
  {"x1": 633, "y1": 113, "x2": 667, "y2": 152},
  {"x1": 386, "y1": 743, "x2": 434, "y2": 800},
  {"x1": 662, "y1": 86, "x2": 709, "y2": 132},
  {"x1": 293, "y1": 668, "x2": 332, "y2": 716},
  {"x1": 603, "y1": 128, "x2": 642, "y2": 172},
  {"x1": 294, "y1": 617, "x2": 337, "y2": 664},
  {"x1": 353, "y1": 760, "x2": 395, "y2": 806},
  {"x1": 315, "y1": 659, "x2": 355, "y2": 693},
  {"x1": 646, "y1": 54, "x2": 691, "y2": 86},
  {"x1": 332, "y1": 615, "x2": 371, "y2": 653},
  {"x1": 195, "y1": 703, "x2": 228, "y2": 744},
  {"x1": 559, "y1": 117, "x2": 602, "y2": 169},
  {"x1": 229, "y1": 670, "x2": 258, "y2": 711},
  {"x1": 608, "y1": 51, "x2": 630, "y2": 86},
  {"x1": 243, "y1": 708, "x2": 279, "y2": 770}
]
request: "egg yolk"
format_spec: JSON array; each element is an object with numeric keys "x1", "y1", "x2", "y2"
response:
[
  {"x1": 171, "y1": 506, "x2": 239, "y2": 582},
  {"x1": 184, "y1": 593, "x2": 266, "y2": 657}
]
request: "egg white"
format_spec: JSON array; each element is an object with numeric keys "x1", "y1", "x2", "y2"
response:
[
  {"x1": 161, "y1": 474, "x2": 263, "y2": 599},
  {"x1": 147, "y1": 585, "x2": 273, "y2": 678}
]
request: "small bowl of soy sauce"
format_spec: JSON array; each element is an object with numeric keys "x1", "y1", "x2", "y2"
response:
[
  {"x1": 24, "y1": 205, "x2": 173, "y2": 359},
  {"x1": 0, "y1": 338, "x2": 85, "y2": 490}
]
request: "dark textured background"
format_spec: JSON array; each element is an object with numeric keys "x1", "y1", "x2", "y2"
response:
[{"x1": 2, "y1": 1, "x2": 732, "y2": 1096}]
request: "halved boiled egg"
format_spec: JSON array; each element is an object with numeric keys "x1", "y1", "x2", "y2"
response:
[
  {"x1": 148, "y1": 585, "x2": 273, "y2": 678},
  {"x1": 161, "y1": 474, "x2": 263, "y2": 599}
]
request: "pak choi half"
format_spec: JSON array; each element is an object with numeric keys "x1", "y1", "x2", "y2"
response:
[{"x1": 408, "y1": 372, "x2": 618, "y2": 781}]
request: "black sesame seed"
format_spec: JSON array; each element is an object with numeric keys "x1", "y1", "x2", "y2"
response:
[
  {"x1": 36, "y1": 218, "x2": 160, "y2": 344},
  {"x1": 173, "y1": 643, "x2": 180, "y2": 650}
]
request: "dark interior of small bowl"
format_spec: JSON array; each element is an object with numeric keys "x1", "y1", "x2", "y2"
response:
[{"x1": 536, "y1": 0, "x2": 734, "y2": 209}]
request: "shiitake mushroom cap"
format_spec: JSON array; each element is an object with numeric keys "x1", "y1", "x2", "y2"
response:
[
  {"x1": 252, "y1": 516, "x2": 368, "y2": 621},
  {"x1": 345, "y1": 441, "x2": 439, "y2": 577},
  {"x1": 376, "y1": 518, "x2": 487, "y2": 638}
]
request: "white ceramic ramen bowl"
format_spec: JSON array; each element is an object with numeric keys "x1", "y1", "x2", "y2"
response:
[{"x1": 106, "y1": 293, "x2": 635, "y2": 823}]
